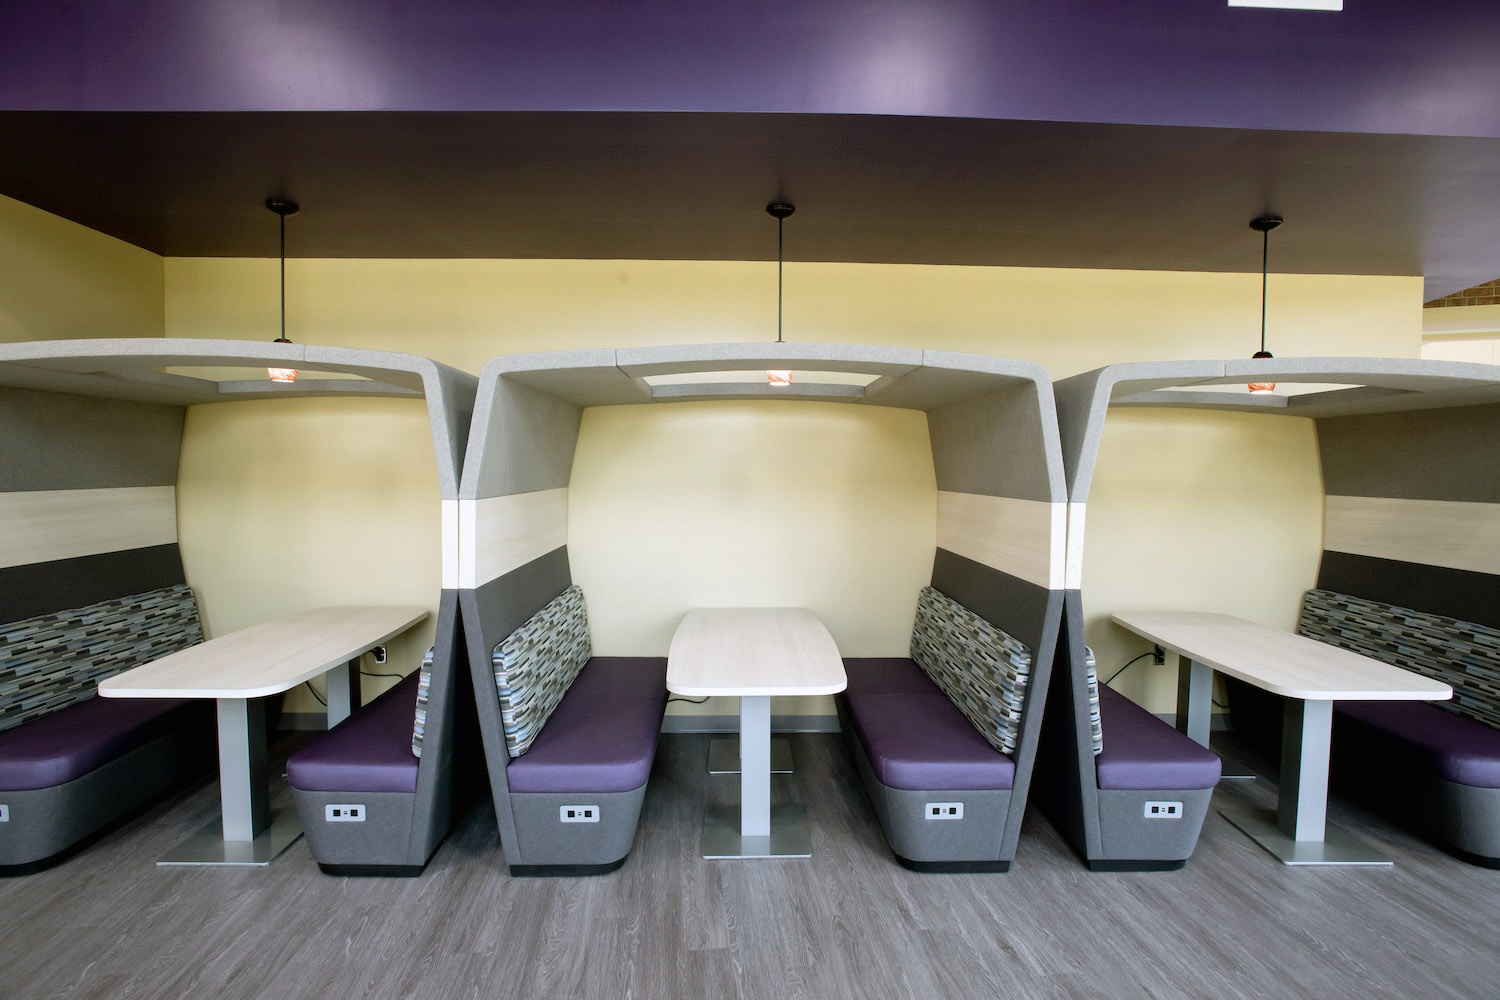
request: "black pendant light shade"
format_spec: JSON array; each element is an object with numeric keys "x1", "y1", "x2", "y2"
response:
[
  {"x1": 1248, "y1": 214, "x2": 1282, "y2": 394},
  {"x1": 266, "y1": 197, "x2": 300, "y2": 382}
]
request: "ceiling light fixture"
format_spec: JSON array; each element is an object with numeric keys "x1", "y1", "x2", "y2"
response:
[
  {"x1": 1248, "y1": 214, "x2": 1283, "y2": 395},
  {"x1": 266, "y1": 197, "x2": 300, "y2": 383},
  {"x1": 766, "y1": 201, "x2": 796, "y2": 387}
]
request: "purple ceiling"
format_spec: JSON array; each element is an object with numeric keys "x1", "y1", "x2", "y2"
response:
[
  {"x1": 5, "y1": 0, "x2": 1499, "y2": 138},
  {"x1": 2, "y1": 1, "x2": 1499, "y2": 298}
]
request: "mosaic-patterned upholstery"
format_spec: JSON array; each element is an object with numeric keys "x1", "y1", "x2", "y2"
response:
[
  {"x1": 0, "y1": 584, "x2": 202, "y2": 735},
  {"x1": 1299, "y1": 588, "x2": 1500, "y2": 732},
  {"x1": 1084, "y1": 646, "x2": 1102, "y2": 756},
  {"x1": 493, "y1": 585, "x2": 592, "y2": 758},
  {"x1": 908, "y1": 586, "x2": 1033, "y2": 756},
  {"x1": 410, "y1": 646, "x2": 435, "y2": 758}
]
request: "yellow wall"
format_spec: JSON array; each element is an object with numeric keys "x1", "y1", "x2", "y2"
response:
[
  {"x1": 163, "y1": 256, "x2": 1422, "y2": 716},
  {"x1": 0, "y1": 194, "x2": 164, "y2": 342}
]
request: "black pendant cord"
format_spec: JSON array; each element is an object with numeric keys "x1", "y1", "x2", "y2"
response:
[
  {"x1": 279, "y1": 209, "x2": 286, "y2": 346},
  {"x1": 776, "y1": 212, "x2": 785, "y2": 344},
  {"x1": 766, "y1": 202, "x2": 795, "y2": 345},
  {"x1": 1260, "y1": 224, "x2": 1269, "y2": 355}
]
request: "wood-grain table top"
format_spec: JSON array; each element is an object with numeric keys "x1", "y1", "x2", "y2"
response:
[
  {"x1": 1111, "y1": 610, "x2": 1452, "y2": 702},
  {"x1": 667, "y1": 607, "x2": 847, "y2": 698},
  {"x1": 99, "y1": 605, "x2": 428, "y2": 700}
]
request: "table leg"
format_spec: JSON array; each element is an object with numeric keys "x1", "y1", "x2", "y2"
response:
[
  {"x1": 699, "y1": 694, "x2": 812, "y2": 859},
  {"x1": 325, "y1": 657, "x2": 361, "y2": 728},
  {"x1": 739, "y1": 695, "x2": 771, "y2": 837},
  {"x1": 1220, "y1": 697, "x2": 1391, "y2": 865},
  {"x1": 1279, "y1": 698, "x2": 1330, "y2": 841},
  {"x1": 218, "y1": 698, "x2": 270, "y2": 841},
  {"x1": 1175, "y1": 654, "x2": 1213, "y2": 747},
  {"x1": 155, "y1": 697, "x2": 303, "y2": 867}
]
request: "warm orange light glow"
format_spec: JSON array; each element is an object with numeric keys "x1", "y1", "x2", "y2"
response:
[
  {"x1": 1248, "y1": 380, "x2": 1276, "y2": 394},
  {"x1": 767, "y1": 370, "x2": 792, "y2": 387},
  {"x1": 267, "y1": 367, "x2": 298, "y2": 382}
]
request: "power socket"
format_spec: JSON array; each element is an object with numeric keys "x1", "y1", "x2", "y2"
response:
[
  {"x1": 1144, "y1": 800, "x2": 1183, "y2": 819},
  {"x1": 325, "y1": 804, "x2": 366, "y2": 822},
  {"x1": 560, "y1": 805, "x2": 600, "y2": 823},
  {"x1": 372, "y1": 645, "x2": 387, "y2": 665},
  {"x1": 925, "y1": 802, "x2": 964, "y2": 820},
  {"x1": 1152, "y1": 645, "x2": 1165, "y2": 665}
]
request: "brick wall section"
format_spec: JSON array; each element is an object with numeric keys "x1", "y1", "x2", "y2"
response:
[{"x1": 1426, "y1": 278, "x2": 1500, "y2": 308}]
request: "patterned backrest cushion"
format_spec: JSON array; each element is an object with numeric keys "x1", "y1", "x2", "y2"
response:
[
  {"x1": 908, "y1": 586, "x2": 1033, "y2": 756},
  {"x1": 1299, "y1": 588, "x2": 1500, "y2": 732},
  {"x1": 411, "y1": 646, "x2": 436, "y2": 758},
  {"x1": 492, "y1": 585, "x2": 592, "y2": 758},
  {"x1": 0, "y1": 584, "x2": 202, "y2": 734},
  {"x1": 1084, "y1": 646, "x2": 1102, "y2": 756}
]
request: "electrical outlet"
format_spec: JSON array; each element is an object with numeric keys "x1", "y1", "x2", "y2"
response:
[
  {"x1": 1152, "y1": 645, "x2": 1165, "y2": 665},
  {"x1": 560, "y1": 805, "x2": 600, "y2": 823},
  {"x1": 372, "y1": 645, "x2": 387, "y2": 665},
  {"x1": 325, "y1": 804, "x2": 366, "y2": 822},
  {"x1": 1144, "y1": 801, "x2": 1183, "y2": 819},
  {"x1": 0, "y1": 804, "x2": 8, "y2": 822},
  {"x1": 925, "y1": 802, "x2": 964, "y2": 820}
]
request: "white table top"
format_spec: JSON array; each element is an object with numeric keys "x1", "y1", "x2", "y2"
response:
[
  {"x1": 667, "y1": 607, "x2": 847, "y2": 698},
  {"x1": 1111, "y1": 610, "x2": 1453, "y2": 702},
  {"x1": 99, "y1": 606, "x2": 429, "y2": 700}
]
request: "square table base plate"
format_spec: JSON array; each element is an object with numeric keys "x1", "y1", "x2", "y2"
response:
[
  {"x1": 701, "y1": 803, "x2": 811, "y2": 859},
  {"x1": 157, "y1": 809, "x2": 304, "y2": 867},
  {"x1": 707, "y1": 737, "x2": 794, "y2": 775},
  {"x1": 1221, "y1": 808, "x2": 1392, "y2": 866}
]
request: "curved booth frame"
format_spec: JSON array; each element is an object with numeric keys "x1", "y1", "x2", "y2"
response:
[
  {"x1": 1048, "y1": 356, "x2": 1500, "y2": 867},
  {"x1": 0, "y1": 339, "x2": 477, "y2": 873},
  {"x1": 459, "y1": 343, "x2": 1070, "y2": 871}
]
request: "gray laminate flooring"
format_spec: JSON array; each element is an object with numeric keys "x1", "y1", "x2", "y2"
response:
[{"x1": 2, "y1": 733, "x2": 1498, "y2": 1000}]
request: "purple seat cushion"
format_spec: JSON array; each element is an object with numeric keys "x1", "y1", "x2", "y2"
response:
[
  {"x1": 1094, "y1": 685, "x2": 1221, "y2": 791},
  {"x1": 841, "y1": 659, "x2": 1015, "y2": 791},
  {"x1": 842, "y1": 657, "x2": 946, "y2": 697},
  {"x1": 0, "y1": 695, "x2": 212, "y2": 791},
  {"x1": 287, "y1": 672, "x2": 422, "y2": 794},
  {"x1": 1335, "y1": 700, "x2": 1500, "y2": 788},
  {"x1": 506, "y1": 656, "x2": 667, "y2": 794}
]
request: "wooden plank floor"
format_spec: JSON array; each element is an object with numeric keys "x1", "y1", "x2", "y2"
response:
[{"x1": 3, "y1": 733, "x2": 1498, "y2": 999}]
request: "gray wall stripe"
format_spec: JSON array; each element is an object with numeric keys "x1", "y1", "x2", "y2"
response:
[
  {"x1": 1318, "y1": 402, "x2": 1500, "y2": 504},
  {"x1": 0, "y1": 387, "x2": 182, "y2": 492},
  {"x1": 0, "y1": 543, "x2": 187, "y2": 626}
]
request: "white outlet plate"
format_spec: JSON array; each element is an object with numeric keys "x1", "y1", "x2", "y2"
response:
[
  {"x1": 0, "y1": 804, "x2": 8, "y2": 822},
  {"x1": 925, "y1": 802, "x2": 964, "y2": 820},
  {"x1": 560, "y1": 805, "x2": 600, "y2": 823},
  {"x1": 325, "y1": 804, "x2": 366, "y2": 822},
  {"x1": 1144, "y1": 800, "x2": 1183, "y2": 819}
]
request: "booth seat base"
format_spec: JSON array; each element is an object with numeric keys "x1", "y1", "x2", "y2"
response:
[
  {"x1": 287, "y1": 673, "x2": 434, "y2": 875},
  {"x1": 837, "y1": 658, "x2": 1017, "y2": 870},
  {"x1": 497, "y1": 656, "x2": 667, "y2": 875},
  {"x1": 0, "y1": 698, "x2": 214, "y2": 873}
]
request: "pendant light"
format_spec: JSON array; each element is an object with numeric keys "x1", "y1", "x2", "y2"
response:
[
  {"x1": 266, "y1": 197, "x2": 300, "y2": 383},
  {"x1": 766, "y1": 201, "x2": 795, "y2": 387},
  {"x1": 1247, "y1": 214, "x2": 1282, "y2": 395}
]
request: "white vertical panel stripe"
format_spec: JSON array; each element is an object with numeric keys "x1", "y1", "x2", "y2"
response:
[
  {"x1": 441, "y1": 499, "x2": 461, "y2": 590},
  {"x1": 1065, "y1": 502, "x2": 1087, "y2": 591},
  {"x1": 936, "y1": 490, "x2": 1063, "y2": 590},
  {"x1": 462, "y1": 488, "x2": 569, "y2": 588},
  {"x1": 1324, "y1": 494, "x2": 1500, "y2": 577},
  {"x1": 0, "y1": 486, "x2": 177, "y2": 569}
]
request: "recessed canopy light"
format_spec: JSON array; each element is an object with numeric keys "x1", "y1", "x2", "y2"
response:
[{"x1": 1228, "y1": 0, "x2": 1342, "y2": 9}]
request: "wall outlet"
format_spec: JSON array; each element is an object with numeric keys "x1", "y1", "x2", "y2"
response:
[
  {"x1": 325, "y1": 804, "x2": 366, "y2": 822},
  {"x1": 372, "y1": 645, "x2": 387, "y2": 665},
  {"x1": 1144, "y1": 800, "x2": 1183, "y2": 819},
  {"x1": 560, "y1": 805, "x2": 600, "y2": 823},
  {"x1": 1152, "y1": 645, "x2": 1165, "y2": 665},
  {"x1": 925, "y1": 802, "x2": 964, "y2": 820},
  {"x1": 0, "y1": 804, "x2": 8, "y2": 822}
]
